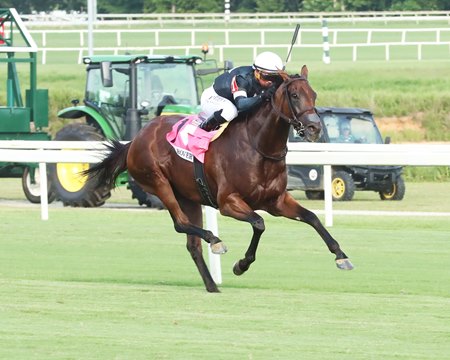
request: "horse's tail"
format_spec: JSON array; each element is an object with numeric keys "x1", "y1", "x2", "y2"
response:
[{"x1": 84, "y1": 140, "x2": 131, "y2": 188}]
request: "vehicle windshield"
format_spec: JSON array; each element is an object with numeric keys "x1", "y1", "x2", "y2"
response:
[
  {"x1": 85, "y1": 63, "x2": 129, "y2": 136},
  {"x1": 137, "y1": 62, "x2": 199, "y2": 113},
  {"x1": 322, "y1": 114, "x2": 383, "y2": 144},
  {"x1": 85, "y1": 61, "x2": 200, "y2": 131}
]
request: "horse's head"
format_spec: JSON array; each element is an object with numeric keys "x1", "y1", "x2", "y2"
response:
[{"x1": 272, "y1": 66, "x2": 322, "y2": 142}]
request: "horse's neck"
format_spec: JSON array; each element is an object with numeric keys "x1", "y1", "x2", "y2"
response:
[{"x1": 246, "y1": 103, "x2": 290, "y2": 158}]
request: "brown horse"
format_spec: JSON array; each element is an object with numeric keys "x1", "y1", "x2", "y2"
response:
[{"x1": 87, "y1": 65, "x2": 354, "y2": 292}]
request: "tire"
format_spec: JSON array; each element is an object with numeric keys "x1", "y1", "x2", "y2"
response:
[
  {"x1": 379, "y1": 176, "x2": 406, "y2": 201},
  {"x1": 22, "y1": 166, "x2": 57, "y2": 204},
  {"x1": 332, "y1": 171, "x2": 355, "y2": 201},
  {"x1": 305, "y1": 190, "x2": 324, "y2": 200},
  {"x1": 49, "y1": 124, "x2": 111, "y2": 207},
  {"x1": 128, "y1": 176, "x2": 165, "y2": 209}
]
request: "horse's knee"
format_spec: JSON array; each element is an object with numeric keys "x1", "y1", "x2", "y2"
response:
[
  {"x1": 174, "y1": 222, "x2": 186, "y2": 234},
  {"x1": 248, "y1": 213, "x2": 265, "y2": 232},
  {"x1": 301, "y1": 209, "x2": 321, "y2": 227}
]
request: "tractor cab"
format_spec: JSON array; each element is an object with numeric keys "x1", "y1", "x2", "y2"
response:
[{"x1": 59, "y1": 54, "x2": 213, "y2": 141}]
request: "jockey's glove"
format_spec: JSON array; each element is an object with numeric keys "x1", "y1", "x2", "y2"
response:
[{"x1": 261, "y1": 84, "x2": 277, "y2": 101}]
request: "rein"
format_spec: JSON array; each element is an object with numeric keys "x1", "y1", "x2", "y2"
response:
[{"x1": 246, "y1": 75, "x2": 316, "y2": 161}]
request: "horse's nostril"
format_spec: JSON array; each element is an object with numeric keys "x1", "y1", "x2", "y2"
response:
[{"x1": 307, "y1": 124, "x2": 320, "y2": 133}]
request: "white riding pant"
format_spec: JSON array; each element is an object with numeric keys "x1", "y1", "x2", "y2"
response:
[{"x1": 200, "y1": 86, "x2": 238, "y2": 122}]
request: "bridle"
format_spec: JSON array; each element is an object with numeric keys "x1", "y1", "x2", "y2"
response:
[
  {"x1": 270, "y1": 76, "x2": 318, "y2": 138},
  {"x1": 246, "y1": 75, "x2": 318, "y2": 161}
]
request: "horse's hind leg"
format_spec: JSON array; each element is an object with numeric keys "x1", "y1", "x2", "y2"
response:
[
  {"x1": 179, "y1": 198, "x2": 220, "y2": 293},
  {"x1": 141, "y1": 177, "x2": 227, "y2": 254}
]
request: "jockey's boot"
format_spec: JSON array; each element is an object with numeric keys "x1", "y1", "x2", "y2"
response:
[{"x1": 199, "y1": 110, "x2": 227, "y2": 132}]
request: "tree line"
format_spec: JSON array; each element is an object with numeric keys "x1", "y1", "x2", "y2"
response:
[{"x1": 4, "y1": 0, "x2": 450, "y2": 14}]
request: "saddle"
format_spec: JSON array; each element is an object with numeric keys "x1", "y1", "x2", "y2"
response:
[{"x1": 166, "y1": 114, "x2": 229, "y2": 208}]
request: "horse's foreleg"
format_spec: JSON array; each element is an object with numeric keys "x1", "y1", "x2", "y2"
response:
[
  {"x1": 220, "y1": 195, "x2": 265, "y2": 276},
  {"x1": 272, "y1": 192, "x2": 354, "y2": 270}
]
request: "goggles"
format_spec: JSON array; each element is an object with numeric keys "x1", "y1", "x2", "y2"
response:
[{"x1": 258, "y1": 71, "x2": 280, "y2": 83}]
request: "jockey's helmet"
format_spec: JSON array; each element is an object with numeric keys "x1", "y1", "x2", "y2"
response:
[{"x1": 253, "y1": 52, "x2": 284, "y2": 74}]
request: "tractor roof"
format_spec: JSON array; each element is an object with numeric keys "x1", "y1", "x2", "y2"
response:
[{"x1": 83, "y1": 54, "x2": 202, "y2": 65}]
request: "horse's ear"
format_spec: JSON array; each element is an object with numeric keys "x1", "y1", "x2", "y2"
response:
[
  {"x1": 301, "y1": 65, "x2": 308, "y2": 79},
  {"x1": 278, "y1": 70, "x2": 289, "y2": 81}
]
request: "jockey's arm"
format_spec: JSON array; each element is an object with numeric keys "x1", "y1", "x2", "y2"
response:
[
  {"x1": 234, "y1": 94, "x2": 262, "y2": 112},
  {"x1": 231, "y1": 74, "x2": 262, "y2": 112}
]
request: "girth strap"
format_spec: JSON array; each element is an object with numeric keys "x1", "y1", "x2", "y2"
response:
[{"x1": 193, "y1": 158, "x2": 219, "y2": 209}]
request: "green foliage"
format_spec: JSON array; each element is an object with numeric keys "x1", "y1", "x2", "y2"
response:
[
  {"x1": 143, "y1": 0, "x2": 222, "y2": 13},
  {"x1": 98, "y1": 0, "x2": 144, "y2": 13},
  {"x1": 302, "y1": 0, "x2": 337, "y2": 12},
  {"x1": 255, "y1": 0, "x2": 285, "y2": 12}
]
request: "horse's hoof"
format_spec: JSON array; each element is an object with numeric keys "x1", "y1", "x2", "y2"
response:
[
  {"x1": 211, "y1": 241, "x2": 227, "y2": 255},
  {"x1": 206, "y1": 285, "x2": 220, "y2": 293},
  {"x1": 233, "y1": 261, "x2": 245, "y2": 276},
  {"x1": 336, "y1": 258, "x2": 354, "y2": 270}
]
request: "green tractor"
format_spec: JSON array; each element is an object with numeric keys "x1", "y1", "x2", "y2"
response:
[
  {"x1": 52, "y1": 53, "x2": 227, "y2": 208},
  {"x1": 0, "y1": 8, "x2": 55, "y2": 203}
]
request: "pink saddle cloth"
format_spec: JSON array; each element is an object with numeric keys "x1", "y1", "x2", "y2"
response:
[{"x1": 166, "y1": 114, "x2": 223, "y2": 163}]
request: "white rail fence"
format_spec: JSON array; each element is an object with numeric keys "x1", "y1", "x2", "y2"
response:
[
  {"x1": 29, "y1": 28, "x2": 450, "y2": 47},
  {"x1": 38, "y1": 42, "x2": 450, "y2": 65},
  {"x1": 1, "y1": 140, "x2": 449, "y2": 284},
  {"x1": 26, "y1": 27, "x2": 450, "y2": 64},
  {"x1": 1, "y1": 140, "x2": 450, "y2": 224},
  {"x1": 21, "y1": 11, "x2": 450, "y2": 27}
]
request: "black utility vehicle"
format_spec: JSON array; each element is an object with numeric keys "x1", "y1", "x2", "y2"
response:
[{"x1": 287, "y1": 107, "x2": 405, "y2": 201}]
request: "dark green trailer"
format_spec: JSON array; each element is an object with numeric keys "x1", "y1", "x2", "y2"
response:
[{"x1": 0, "y1": 8, "x2": 54, "y2": 203}]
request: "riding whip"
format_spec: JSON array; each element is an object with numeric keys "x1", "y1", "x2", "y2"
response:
[{"x1": 285, "y1": 24, "x2": 300, "y2": 64}]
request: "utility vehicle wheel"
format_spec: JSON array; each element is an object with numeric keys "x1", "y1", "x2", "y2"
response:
[
  {"x1": 128, "y1": 176, "x2": 165, "y2": 209},
  {"x1": 305, "y1": 190, "x2": 324, "y2": 200},
  {"x1": 50, "y1": 124, "x2": 111, "y2": 207},
  {"x1": 332, "y1": 171, "x2": 355, "y2": 201},
  {"x1": 22, "y1": 166, "x2": 57, "y2": 204},
  {"x1": 379, "y1": 176, "x2": 405, "y2": 201}
]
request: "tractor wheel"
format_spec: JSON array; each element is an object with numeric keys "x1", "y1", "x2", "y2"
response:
[
  {"x1": 22, "y1": 166, "x2": 57, "y2": 204},
  {"x1": 128, "y1": 176, "x2": 165, "y2": 209},
  {"x1": 379, "y1": 176, "x2": 406, "y2": 201},
  {"x1": 305, "y1": 190, "x2": 324, "y2": 200},
  {"x1": 49, "y1": 124, "x2": 111, "y2": 207},
  {"x1": 332, "y1": 171, "x2": 355, "y2": 201}
]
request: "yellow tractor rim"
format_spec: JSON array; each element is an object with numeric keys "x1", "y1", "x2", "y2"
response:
[
  {"x1": 332, "y1": 178, "x2": 345, "y2": 198},
  {"x1": 56, "y1": 162, "x2": 89, "y2": 192},
  {"x1": 382, "y1": 183, "x2": 397, "y2": 199}
]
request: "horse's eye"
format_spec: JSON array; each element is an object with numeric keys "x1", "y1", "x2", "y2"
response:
[{"x1": 290, "y1": 93, "x2": 299, "y2": 99}]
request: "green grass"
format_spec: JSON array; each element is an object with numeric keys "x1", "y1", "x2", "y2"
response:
[{"x1": 0, "y1": 196, "x2": 449, "y2": 359}]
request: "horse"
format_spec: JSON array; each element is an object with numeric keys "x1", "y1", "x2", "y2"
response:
[{"x1": 86, "y1": 65, "x2": 354, "y2": 292}]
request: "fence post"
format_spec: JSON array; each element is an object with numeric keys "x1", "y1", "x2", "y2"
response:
[
  {"x1": 205, "y1": 206, "x2": 222, "y2": 284},
  {"x1": 322, "y1": 19, "x2": 331, "y2": 64},
  {"x1": 39, "y1": 161, "x2": 49, "y2": 221},
  {"x1": 324, "y1": 164, "x2": 333, "y2": 227}
]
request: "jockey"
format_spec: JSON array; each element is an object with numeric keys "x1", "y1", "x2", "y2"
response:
[{"x1": 199, "y1": 51, "x2": 285, "y2": 131}]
